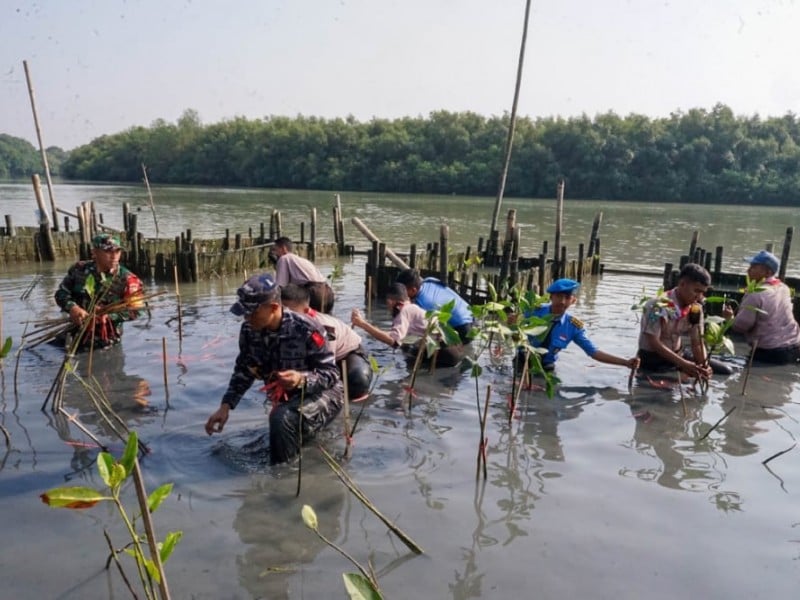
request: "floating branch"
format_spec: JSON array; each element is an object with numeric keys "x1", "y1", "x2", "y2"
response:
[{"x1": 318, "y1": 445, "x2": 423, "y2": 555}]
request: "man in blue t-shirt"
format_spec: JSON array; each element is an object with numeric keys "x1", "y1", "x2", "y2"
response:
[{"x1": 396, "y1": 268, "x2": 475, "y2": 343}]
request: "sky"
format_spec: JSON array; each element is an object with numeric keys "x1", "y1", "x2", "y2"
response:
[{"x1": 2, "y1": 0, "x2": 799, "y2": 150}]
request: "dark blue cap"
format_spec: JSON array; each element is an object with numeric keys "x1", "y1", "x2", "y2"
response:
[
  {"x1": 230, "y1": 273, "x2": 280, "y2": 316},
  {"x1": 745, "y1": 249, "x2": 779, "y2": 274},
  {"x1": 546, "y1": 278, "x2": 580, "y2": 295}
]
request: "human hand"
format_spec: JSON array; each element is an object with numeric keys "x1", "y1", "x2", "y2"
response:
[
  {"x1": 682, "y1": 360, "x2": 711, "y2": 380},
  {"x1": 722, "y1": 304, "x2": 735, "y2": 320},
  {"x1": 351, "y1": 308, "x2": 364, "y2": 327},
  {"x1": 69, "y1": 305, "x2": 89, "y2": 326},
  {"x1": 275, "y1": 370, "x2": 306, "y2": 390},
  {"x1": 205, "y1": 404, "x2": 230, "y2": 435},
  {"x1": 627, "y1": 356, "x2": 641, "y2": 370}
]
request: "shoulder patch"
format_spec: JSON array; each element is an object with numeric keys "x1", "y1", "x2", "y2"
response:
[
  {"x1": 310, "y1": 330, "x2": 326, "y2": 348},
  {"x1": 569, "y1": 316, "x2": 584, "y2": 329}
]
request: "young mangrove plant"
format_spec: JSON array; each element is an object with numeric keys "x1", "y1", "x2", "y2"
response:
[
  {"x1": 462, "y1": 282, "x2": 556, "y2": 475},
  {"x1": 301, "y1": 504, "x2": 383, "y2": 600},
  {"x1": 40, "y1": 431, "x2": 181, "y2": 600}
]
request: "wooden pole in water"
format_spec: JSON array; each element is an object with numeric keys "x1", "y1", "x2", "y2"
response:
[
  {"x1": 141, "y1": 164, "x2": 160, "y2": 239},
  {"x1": 554, "y1": 179, "x2": 564, "y2": 277},
  {"x1": 587, "y1": 212, "x2": 603, "y2": 257},
  {"x1": 162, "y1": 337, "x2": 170, "y2": 400},
  {"x1": 439, "y1": 224, "x2": 449, "y2": 283},
  {"x1": 778, "y1": 226, "x2": 793, "y2": 281},
  {"x1": 341, "y1": 359, "x2": 352, "y2": 460},
  {"x1": 351, "y1": 217, "x2": 410, "y2": 269},
  {"x1": 31, "y1": 174, "x2": 55, "y2": 261},
  {"x1": 488, "y1": 0, "x2": 533, "y2": 238},
  {"x1": 334, "y1": 193, "x2": 345, "y2": 255},
  {"x1": 173, "y1": 265, "x2": 183, "y2": 343},
  {"x1": 23, "y1": 60, "x2": 58, "y2": 232},
  {"x1": 310, "y1": 208, "x2": 317, "y2": 262},
  {"x1": 688, "y1": 231, "x2": 699, "y2": 259}
]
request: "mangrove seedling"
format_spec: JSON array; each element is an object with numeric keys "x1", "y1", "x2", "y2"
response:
[
  {"x1": 41, "y1": 431, "x2": 181, "y2": 600},
  {"x1": 301, "y1": 504, "x2": 383, "y2": 599}
]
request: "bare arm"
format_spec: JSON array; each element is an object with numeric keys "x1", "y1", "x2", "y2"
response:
[
  {"x1": 351, "y1": 309, "x2": 396, "y2": 347},
  {"x1": 592, "y1": 350, "x2": 640, "y2": 369}
]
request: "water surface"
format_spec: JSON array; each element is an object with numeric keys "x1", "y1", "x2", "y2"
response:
[{"x1": 1, "y1": 184, "x2": 798, "y2": 599}]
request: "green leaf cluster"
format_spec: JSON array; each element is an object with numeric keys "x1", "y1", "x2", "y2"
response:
[{"x1": 41, "y1": 432, "x2": 181, "y2": 597}]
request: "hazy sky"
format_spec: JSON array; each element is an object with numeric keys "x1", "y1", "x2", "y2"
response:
[{"x1": 2, "y1": 0, "x2": 798, "y2": 150}]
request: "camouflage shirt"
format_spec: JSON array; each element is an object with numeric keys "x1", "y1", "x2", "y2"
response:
[
  {"x1": 54, "y1": 261, "x2": 145, "y2": 346},
  {"x1": 222, "y1": 309, "x2": 341, "y2": 409}
]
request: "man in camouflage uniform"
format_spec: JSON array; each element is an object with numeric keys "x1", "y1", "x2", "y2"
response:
[
  {"x1": 205, "y1": 273, "x2": 343, "y2": 464},
  {"x1": 54, "y1": 233, "x2": 145, "y2": 350}
]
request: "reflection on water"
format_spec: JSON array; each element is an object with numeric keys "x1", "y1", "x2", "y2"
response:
[{"x1": 1, "y1": 194, "x2": 800, "y2": 597}]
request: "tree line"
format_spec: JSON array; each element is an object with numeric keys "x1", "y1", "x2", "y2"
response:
[
  {"x1": 5, "y1": 104, "x2": 800, "y2": 205},
  {"x1": 0, "y1": 134, "x2": 66, "y2": 179}
]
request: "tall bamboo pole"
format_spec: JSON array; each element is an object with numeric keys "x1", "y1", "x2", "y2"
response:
[
  {"x1": 23, "y1": 60, "x2": 58, "y2": 231},
  {"x1": 488, "y1": 0, "x2": 533, "y2": 239}
]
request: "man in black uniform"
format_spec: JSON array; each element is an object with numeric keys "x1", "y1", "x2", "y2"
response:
[{"x1": 205, "y1": 273, "x2": 343, "y2": 464}]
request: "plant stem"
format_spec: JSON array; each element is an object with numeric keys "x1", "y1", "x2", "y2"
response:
[{"x1": 313, "y1": 529, "x2": 382, "y2": 595}]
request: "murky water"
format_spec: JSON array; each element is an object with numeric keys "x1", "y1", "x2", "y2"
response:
[{"x1": 1, "y1": 183, "x2": 799, "y2": 599}]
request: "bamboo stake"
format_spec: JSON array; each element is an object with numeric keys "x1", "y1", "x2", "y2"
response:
[
  {"x1": 173, "y1": 266, "x2": 183, "y2": 343},
  {"x1": 141, "y1": 164, "x2": 160, "y2": 239},
  {"x1": 488, "y1": 0, "x2": 533, "y2": 237},
  {"x1": 741, "y1": 340, "x2": 758, "y2": 395},
  {"x1": 131, "y1": 457, "x2": 172, "y2": 600},
  {"x1": 476, "y1": 384, "x2": 491, "y2": 480},
  {"x1": 341, "y1": 359, "x2": 352, "y2": 461},
  {"x1": 57, "y1": 407, "x2": 108, "y2": 451},
  {"x1": 162, "y1": 337, "x2": 170, "y2": 401},
  {"x1": 23, "y1": 60, "x2": 59, "y2": 231},
  {"x1": 509, "y1": 348, "x2": 530, "y2": 425},
  {"x1": 318, "y1": 445, "x2": 423, "y2": 554}
]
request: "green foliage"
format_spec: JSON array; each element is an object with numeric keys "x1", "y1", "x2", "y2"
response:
[
  {"x1": 468, "y1": 282, "x2": 558, "y2": 398},
  {"x1": 0, "y1": 134, "x2": 65, "y2": 179},
  {"x1": 343, "y1": 573, "x2": 383, "y2": 600},
  {"x1": 40, "y1": 432, "x2": 181, "y2": 599},
  {"x1": 301, "y1": 505, "x2": 383, "y2": 599},
  {"x1": 52, "y1": 105, "x2": 800, "y2": 205}
]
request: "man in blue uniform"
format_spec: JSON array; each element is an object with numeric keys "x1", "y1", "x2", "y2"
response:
[
  {"x1": 395, "y1": 268, "x2": 475, "y2": 343},
  {"x1": 523, "y1": 278, "x2": 639, "y2": 372},
  {"x1": 205, "y1": 273, "x2": 343, "y2": 464}
]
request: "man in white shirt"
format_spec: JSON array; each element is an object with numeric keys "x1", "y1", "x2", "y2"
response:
[
  {"x1": 723, "y1": 250, "x2": 800, "y2": 364},
  {"x1": 270, "y1": 237, "x2": 335, "y2": 313}
]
